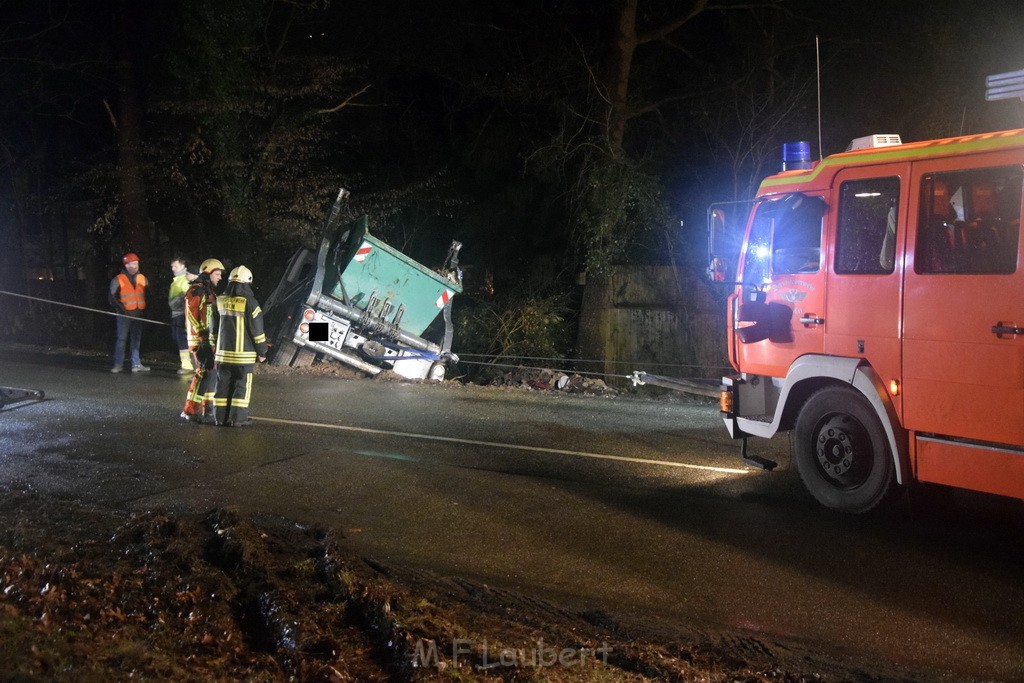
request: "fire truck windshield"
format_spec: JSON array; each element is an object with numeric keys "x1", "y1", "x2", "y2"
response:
[{"x1": 741, "y1": 193, "x2": 825, "y2": 284}]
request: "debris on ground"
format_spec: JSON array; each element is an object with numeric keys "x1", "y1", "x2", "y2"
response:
[{"x1": 482, "y1": 367, "x2": 618, "y2": 396}]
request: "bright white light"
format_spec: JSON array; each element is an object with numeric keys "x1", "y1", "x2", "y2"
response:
[
  {"x1": 854, "y1": 192, "x2": 881, "y2": 198},
  {"x1": 753, "y1": 246, "x2": 770, "y2": 259}
]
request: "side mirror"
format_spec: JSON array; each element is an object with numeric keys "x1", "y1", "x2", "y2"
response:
[
  {"x1": 707, "y1": 207, "x2": 729, "y2": 282},
  {"x1": 735, "y1": 290, "x2": 794, "y2": 344}
]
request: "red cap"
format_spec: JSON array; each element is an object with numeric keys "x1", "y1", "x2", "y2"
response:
[{"x1": 122, "y1": 252, "x2": 140, "y2": 265}]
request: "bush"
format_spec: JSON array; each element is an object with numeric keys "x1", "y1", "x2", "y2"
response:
[{"x1": 453, "y1": 291, "x2": 574, "y2": 382}]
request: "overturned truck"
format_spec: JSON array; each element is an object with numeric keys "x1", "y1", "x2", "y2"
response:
[{"x1": 263, "y1": 189, "x2": 463, "y2": 381}]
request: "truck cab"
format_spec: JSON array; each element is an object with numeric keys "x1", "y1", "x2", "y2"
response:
[{"x1": 711, "y1": 130, "x2": 1024, "y2": 512}]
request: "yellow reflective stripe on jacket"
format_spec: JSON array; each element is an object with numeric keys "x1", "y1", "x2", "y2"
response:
[
  {"x1": 217, "y1": 296, "x2": 247, "y2": 314},
  {"x1": 215, "y1": 350, "x2": 258, "y2": 363},
  {"x1": 215, "y1": 288, "x2": 268, "y2": 364}
]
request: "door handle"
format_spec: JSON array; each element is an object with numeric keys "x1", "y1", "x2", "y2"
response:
[
  {"x1": 800, "y1": 315, "x2": 825, "y2": 326},
  {"x1": 992, "y1": 324, "x2": 1024, "y2": 336}
]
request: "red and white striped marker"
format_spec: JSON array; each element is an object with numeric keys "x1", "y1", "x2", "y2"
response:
[
  {"x1": 354, "y1": 242, "x2": 373, "y2": 263},
  {"x1": 435, "y1": 289, "x2": 454, "y2": 307}
]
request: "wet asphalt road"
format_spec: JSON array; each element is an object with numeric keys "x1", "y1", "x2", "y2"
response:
[{"x1": 2, "y1": 348, "x2": 1024, "y2": 680}]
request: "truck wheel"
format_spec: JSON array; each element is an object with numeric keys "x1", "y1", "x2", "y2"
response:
[
  {"x1": 270, "y1": 341, "x2": 299, "y2": 367},
  {"x1": 291, "y1": 348, "x2": 316, "y2": 368},
  {"x1": 427, "y1": 362, "x2": 446, "y2": 382},
  {"x1": 792, "y1": 386, "x2": 895, "y2": 514}
]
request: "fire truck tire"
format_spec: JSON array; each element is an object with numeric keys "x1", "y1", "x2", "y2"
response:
[{"x1": 792, "y1": 385, "x2": 895, "y2": 514}]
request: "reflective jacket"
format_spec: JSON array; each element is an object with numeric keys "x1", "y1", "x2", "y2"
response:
[
  {"x1": 215, "y1": 282, "x2": 268, "y2": 365},
  {"x1": 185, "y1": 276, "x2": 218, "y2": 349},
  {"x1": 168, "y1": 272, "x2": 191, "y2": 318},
  {"x1": 108, "y1": 272, "x2": 147, "y2": 314}
]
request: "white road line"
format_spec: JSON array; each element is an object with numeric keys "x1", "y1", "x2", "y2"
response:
[{"x1": 254, "y1": 416, "x2": 750, "y2": 474}]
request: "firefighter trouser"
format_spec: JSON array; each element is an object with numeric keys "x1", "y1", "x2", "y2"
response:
[
  {"x1": 214, "y1": 363, "x2": 254, "y2": 425},
  {"x1": 183, "y1": 345, "x2": 217, "y2": 416}
]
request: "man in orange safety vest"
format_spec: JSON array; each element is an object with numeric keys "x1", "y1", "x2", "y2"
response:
[{"x1": 109, "y1": 252, "x2": 150, "y2": 373}]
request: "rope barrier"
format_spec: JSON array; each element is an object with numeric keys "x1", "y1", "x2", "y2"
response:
[
  {"x1": 455, "y1": 352, "x2": 731, "y2": 372},
  {"x1": 0, "y1": 290, "x2": 170, "y2": 326},
  {"x1": 456, "y1": 358, "x2": 631, "y2": 381}
]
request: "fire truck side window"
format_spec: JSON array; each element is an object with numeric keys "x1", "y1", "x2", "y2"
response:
[
  {"x1": 916, "y1": 166, "x2": 1022, "y2": 274},
  {"x1": 835, "y1": 177, "x2": 900, "y2": 274}
]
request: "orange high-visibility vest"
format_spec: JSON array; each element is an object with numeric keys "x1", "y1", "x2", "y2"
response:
[{"x1": 117, "y1": 273, "x2": 148, "y2": 311}]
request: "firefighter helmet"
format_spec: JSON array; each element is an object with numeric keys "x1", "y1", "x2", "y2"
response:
[
  {"x1": 199, "y1": 258, "x2": 225, "y2": 274},
  {"x1": 229, "y1": 265, "x2": 253, "y2": 283},
  {"x1": 122, "y1": 252, "x2": 140, "y2": 265}
]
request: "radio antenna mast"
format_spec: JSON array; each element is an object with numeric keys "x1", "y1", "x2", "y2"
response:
[{"x1": 816, "y1": 35, "x2": 823, "y2": 160}]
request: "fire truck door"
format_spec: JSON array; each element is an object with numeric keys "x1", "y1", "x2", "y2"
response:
[
  {"x1": 823, "y1": 166, "x2": 909, "y2": 412},
  {"x1": 903, "y1": 160, "x2": 1024, "y2": 446},
  {"x1": 736, "y1": 194, "x2": 827, "y2": 379}
]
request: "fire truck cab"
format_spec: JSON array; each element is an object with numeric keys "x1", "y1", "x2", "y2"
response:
[{"x1": 711, "y1": 129, "x2": 1024, "y2": 513}]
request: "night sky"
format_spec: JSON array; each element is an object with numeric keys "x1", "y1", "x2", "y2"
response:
[{"x1": 1, "y1": 0, "x2": 1023, "y2": 336}]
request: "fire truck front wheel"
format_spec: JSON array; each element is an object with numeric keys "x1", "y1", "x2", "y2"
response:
[{"x1": 792, "y1": 386, "x2": 895, "y2": 514}]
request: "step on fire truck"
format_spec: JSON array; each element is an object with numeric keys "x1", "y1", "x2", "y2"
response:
[{"x1": 709, "y1": 130, "x2": 1024, "y2": 513}]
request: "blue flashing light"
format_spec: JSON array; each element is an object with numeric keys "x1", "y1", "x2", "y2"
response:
[{"x1": 782, "y1": 141, "x2": 813, "y2": 171}]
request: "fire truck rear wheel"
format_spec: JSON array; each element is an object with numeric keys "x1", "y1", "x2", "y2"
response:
[{"x1": 793, "y1": 385, "x2": 895, "y2": 514}]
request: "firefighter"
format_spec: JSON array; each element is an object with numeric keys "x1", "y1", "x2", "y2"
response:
[
  {"x1": 181, "y1": 259, "x2": 224, "y2": 423},
  {"x1": 213, "y1": 265, "x2": 268, "y2": 427},
  {"x1": 168, "y1": 256, "x2": 197, "y2": 374},
  {"x1": 109, "y1": 252, "x2": 150, "y2": 373}
]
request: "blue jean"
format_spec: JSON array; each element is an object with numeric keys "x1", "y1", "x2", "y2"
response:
[{"x1": 113, "y1": 314, "x2": 143, "y2": 368}]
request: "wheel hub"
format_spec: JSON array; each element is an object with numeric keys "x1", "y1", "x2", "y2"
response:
[{"x1": 816, "y1": 416, "x2": 856, "y2": 477}]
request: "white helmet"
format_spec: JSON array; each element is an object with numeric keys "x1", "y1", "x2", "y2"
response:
[{"x1": 229, "y1": 265, "x2": 253, "y2": 283}]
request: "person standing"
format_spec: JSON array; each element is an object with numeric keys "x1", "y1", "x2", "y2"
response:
[
  {"x1": 168, "y1": 257, "x2": 197, "y2": 375},
  {"x1": 213, "y1": 265, "x2": 268, "y2": 427},
  {"x1": 181, "y1": 259, "x2": 224, "y2": 423},
  {"x1": 109, "y1": 252, "x2": 150, "y2": 373}
]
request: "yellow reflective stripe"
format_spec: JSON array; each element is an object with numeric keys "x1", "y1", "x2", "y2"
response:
[
  {"x1": 251, "y1": 306, "x2": 262, "y2": 318},
  {"x1": 233, "y1": 374, "x2": 253, "y2": 408},
  {"x1": 216, "y1": 296, "x2": 246, "y2": 313},
  {"x1": 760, "y1": 128, "x2": 1024, "y2": 190},
  {"x1": 215, "y1": 352, "x2": 257, "y2": 363},
  {"x1": 253, "y1": 334, "x2": 266, "y2": 344},
  {"x1": 213, "y1": 398, "x2": 229, "y2": 407}
]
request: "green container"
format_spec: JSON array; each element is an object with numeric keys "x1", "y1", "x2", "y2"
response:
[{"x1": 322, "y1": 216, "x2": 462, "y2": 337}]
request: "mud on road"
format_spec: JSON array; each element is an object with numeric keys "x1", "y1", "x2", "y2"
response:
[{"x1": 0, "y1": 487, "x2": 912, "y2": 682}]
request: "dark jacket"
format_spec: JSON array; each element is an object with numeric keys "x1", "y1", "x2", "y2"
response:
[{"x1": 215, "y1": 282, "x2": 268, "y2": 365}]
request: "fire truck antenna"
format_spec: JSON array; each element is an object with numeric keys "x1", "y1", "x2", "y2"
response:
[{"x1": 816, "y1": 35, "x2": 823, "y2": 160}]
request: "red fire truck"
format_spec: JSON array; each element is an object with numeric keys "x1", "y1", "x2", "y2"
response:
[{"x1": 709, "y1": 129, "x2": 1024, "y2": 513}]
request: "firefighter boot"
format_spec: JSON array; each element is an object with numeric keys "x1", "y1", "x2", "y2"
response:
[{"x1": 178, "y1": 350, "x2": 194, "y2": 375}]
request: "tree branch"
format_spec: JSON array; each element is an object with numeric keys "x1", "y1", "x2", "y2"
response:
[
  {"x1": 637, "y1": 0, "x2": 784, "y2": 45},
  {"x1": 314, "y1": 84, "x2": 371, "y2": 114},
  {"x1": 636, "y1": 0, "x2": 708, "y2": 45}
]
